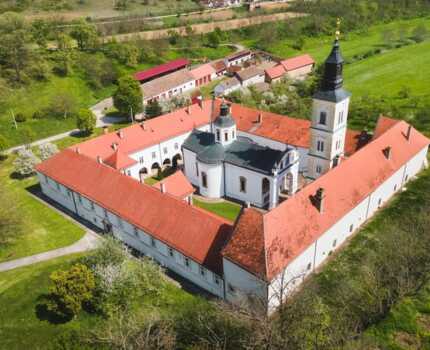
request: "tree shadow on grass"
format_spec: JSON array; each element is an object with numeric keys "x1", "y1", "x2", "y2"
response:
[{"x1": 35, "y1": 294, "x2": 73, "y2": 325}]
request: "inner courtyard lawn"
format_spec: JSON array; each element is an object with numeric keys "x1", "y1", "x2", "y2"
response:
[
  {"x1": 0, "y1": 155, "x2": 85, "y2": 263},
  {"x1": 193, "y1": 197, "x2": 242, "y2": 222}
]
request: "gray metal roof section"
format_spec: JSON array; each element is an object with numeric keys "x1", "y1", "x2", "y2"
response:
[
  {"x1": 313, "y1": 88, "x2": 351, "y2": 103},
  {"x1": 183, "y1": 130, "x2": 287, "y2": 174},
  {"x1": 214, "y1": 103, "x2": 236, "y2": 128}
]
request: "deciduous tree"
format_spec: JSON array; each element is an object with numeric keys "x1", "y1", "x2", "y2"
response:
[
  {"x1": 76, "y1": 108, "x2": 96, "y2": 135},
  {"x1": 113, "y1": 76, "x2": 143, "y2": 118}
]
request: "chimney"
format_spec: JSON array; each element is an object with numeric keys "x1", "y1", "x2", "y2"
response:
[
  {"x1": 315, "y1": 188, "x2": 325, "y2": 213},
  {"x1": 406, "y1": 125, "x2": 412, "y2": 141},
  {"x1": 186, "y1": 105, "x2": 190, "y2": 114},
  {"x1": 197, "y1": 95, "x2": 203, "y2": 109},
  {"x1": 75, "y1": 147, "x2": 81, "y2": 154},
  {"x1": 117, "y1": 130, "x2": 124, "y2": 139},
  {"x1": 257, "y1": 113, "x2": 263, "y2": 124},
  {"x1": 140, "y1": 122, "x2": 146, "y2": 131},
  {"x1": 103, "y1": 126, "x2": 109, "y2": 134},
  {"x1": 97, "y1": 156, "x2": 103, "y2": 164},
  {"x1": 382, "y1": 146, "x2": 392, "y2": 160},
  {"x1": 111, "y1": 143, "x2": 118, "y2": 151},
  {"x1": 160, "y1": 182, "x2": 166, "y2": 194}
]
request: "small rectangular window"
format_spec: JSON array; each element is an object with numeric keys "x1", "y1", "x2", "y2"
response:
[
  {"x1": 199, "y1": 266, "x2": 206, "y2": 276},
  {"x1": 216, "y1": 129, "x2": 220, "y2": 141},
  {"x1": 134, "y1": 226, "x2": 139, "y2": 237},
  {"x1": 163, "y1": 147, "x2": 168, "y2": 154},
  {"x1": 316, "y1": 165, "x2": 322, "y2": 174},
  {"x1": 307, "y1": 263, "x2": 312, "y2": 271},
  {"x1": 349, "y1": 224, "x2": 354, "y2": 233},
  {"x1": 184, "y1": 257, "x2": 190, "y2": 268},
  {"x1": 169, "y1": 248, "x2": 174, "y2": 257},
  {"x1": 228, "y1": 284, "x2": 236, "y2": 293},
  {"x1": 152, "y1": 152, "x2": 156, "y2": 159},
  {"x1": 202, "y1": 172, "x2": 208, "y2": 188},
  {"x1": 196, "y1": 162, "x2": 199, "y2": 177},
  {"x1": 139, "y1": 156, "x2": 144, "y2": 164},
  {"x1": 332, "y1": 239, "x2": 337, "y2": 248},
  {"x1": 151, "y1": 237, "x2": 156, "y2": 247},
  {"x1": 214, "y1": 276, "x2": 220, "y2": 285},
  {"x1": 378, "y1": 198, "x2": 382, "y2": 207},
  {"x1": 78, "y1": 194, "x2": 82, "y2": 204},
  {"x1": 174, "y1": 143, "x2": 179, "y2": 150},
  {"x1": 319, "y1": 111, "x2": 327, "y2": 125},
  {"x1": 239, "y1": 177, "x2": 247, "y2": 193}
]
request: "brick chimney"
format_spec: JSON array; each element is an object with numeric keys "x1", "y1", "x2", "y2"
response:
[
  {"x1": 111, "y1": 143, "x2": 118, "y2": 151},
  {"x1": 185, "y1": 105, "x2": 190, "y2": 114},
  {"x1": 383, "y1": 146, "x2": 392, "y2": 160},
  {"x1": 406, "y1": 125, "x2": 412, "y2": 141},
  {"x1": 257, "y1": 113, "x2": 263, "y2": 124},
  {"x1": 315, "y1": 187, "x2": 325, "y2": 213},
  {"x1": 97, "y1": 156, "x2": 103, "y2": 164},
  {"x1": 117, "y1": 130, "x2": 124, "y2": 139},
  {"x1": 140, "y1": 122, "x2": 146, "y2": 131},
  {"x1": 160, "y1": 182, "x2": 166, "y2": 194}
]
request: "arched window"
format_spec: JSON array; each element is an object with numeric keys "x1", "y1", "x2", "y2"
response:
[
  {"x1": 224, "y1": 132, "x2": 229, "y2": 142},
  {"x1": 202, "y1": 172, "x2": 207, "y2": 188},
  {"x1": 262, "y1": 178, "x2": 270, "y2": 195},
  {"x1": 239, "y1": 176, "x2": 247, "y2": 193}
]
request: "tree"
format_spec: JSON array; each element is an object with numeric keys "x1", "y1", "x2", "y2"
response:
[
  {"x1": 13, "y1": 148, "x2": 40, "y2": 176},
  {"x1": 70, "y1": 19, "x2": 98, "y2": 51},
  {"x1": 412, "y1": 24, "x2": 428, "y2": 43},
  {"x1": 48, "y1": 89, "x2": 79, "y2": 119},
  {"x1": 207, "y1": 31, "x2": 220, "y2": 48},
  {"x1": 76, "y1": 108, "x2": 96, "y2": 135},
  {"x1": 113, "y1": 76, "x2": 143, "y2": 118},
  {"x1": 39, "y1": 142, "x2": 59, "y2": 161},
  {"x1": 145, "y1": 100, "x2": 162, "y2": 119},
  {"x1": 0, "y1": 12, "x2": 31, "y2": 83},
  {"x1": 46, "y1": 264, "x2": 95, "y2": 319}
]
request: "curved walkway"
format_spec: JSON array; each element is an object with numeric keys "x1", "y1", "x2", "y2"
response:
[{"x1": 0, "y1": 231, "x2": 100, "y2": 272}]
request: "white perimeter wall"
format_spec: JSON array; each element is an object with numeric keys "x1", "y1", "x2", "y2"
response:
[
  {"x1": 222, "y1": 146, "x2": 428, "y2": 312},
  {"x1": 37, "y1": 173, "x2": 224, "y2": 297}
]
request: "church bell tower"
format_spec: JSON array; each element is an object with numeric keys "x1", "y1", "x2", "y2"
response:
[{"x1": 306, "y1": 20, "x2": 351, "y2": 180}]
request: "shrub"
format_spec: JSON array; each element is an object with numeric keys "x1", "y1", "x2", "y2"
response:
[
  {"x1": 13, "y1": 148, "x2": 40, "y2": 176},
  {"x1": 39, "y1": 142, "x2": 59, "y2": 161},
  {"x1": 76, "y1": 108, "x2": 96, "y2": 135},
  {"x1": 32, "y1": 110, "x2": 44, "y2": 119},
  {"x1": 45, "y1": 264, "x2": 95, "y2": 320},
  {"x1": 15, "y1": 112, "x2": 27, "y2": 123}
]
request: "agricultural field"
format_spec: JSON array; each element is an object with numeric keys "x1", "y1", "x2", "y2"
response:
[{"x1": 1, "y1": 0, "x2": 202, "y2": 20}]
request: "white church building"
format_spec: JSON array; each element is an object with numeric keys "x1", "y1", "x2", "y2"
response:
[{"x1": 35, "y1": 38, "x2": 429, "y2": 312}]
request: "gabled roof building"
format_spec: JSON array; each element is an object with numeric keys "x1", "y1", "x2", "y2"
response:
[{"x1": 35, "y1": 38, "x2": 429, "y2": 311}]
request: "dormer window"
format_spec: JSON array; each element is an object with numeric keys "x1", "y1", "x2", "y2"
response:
[{"x1": 319, "y1": 111, "x2": 327, "y2": 125}]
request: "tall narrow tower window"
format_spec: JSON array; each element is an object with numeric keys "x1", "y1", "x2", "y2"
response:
[
  {"x1": 319, "y1": 112, "x2": 327, "y2": 125},
  {"x1": 224, "y1": 132, "x2": 229, "y2": 142},
  {"x1": 317, "y1": 140, "x2": 325, "y2": 152},
  {"x1": 216, "y1": 129, "x2": 220, "y2": 141},
  {"x1": 202, "y1": 172, "x2": 207, "y2": 188}
]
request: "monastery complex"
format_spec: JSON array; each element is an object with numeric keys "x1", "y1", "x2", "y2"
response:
[{"x1": 35, "y1": 38, "x2": 430, "y2": 311}]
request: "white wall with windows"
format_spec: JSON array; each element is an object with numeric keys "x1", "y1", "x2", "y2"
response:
[{"x1": 37, "y1": 173, "x2": 225, "y2": 298}]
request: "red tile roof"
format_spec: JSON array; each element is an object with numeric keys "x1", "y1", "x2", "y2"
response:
[
  {"x1": 36, "y1": 150, "x2": 232, "y2": 274},
  {"x1": 190, "y1": 63, "x2": 216, "y2": 81},
  {"x1": 211, "y1": 60, "x2": 227, "y2": 73},
  {"x1": 152, "y1": 170, "x2": 195, "y2": 199},
  {"x1": 223, "y1": 118, "x2": 430, "y2": 280},
  {"x1": 104, "y1": 150, "x2": 137, "y2": 170},
  {"x1": 373, "y1": 116, "x2": 401, "y2": 139},
  {"x1": 265, "y1": 65, "x2": 286, "y2": 80},
  {"x1": 134, "y1": 58, "x2": 190, "y2": 82},
  {"x1": 73, "y1": 100, "x2": 364, "y2": 164},
  {"x1": 280, "y1": 54, "x2": 315, "y2": 72}
]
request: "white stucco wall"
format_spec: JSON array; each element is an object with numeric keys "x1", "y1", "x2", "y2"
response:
[
  {"x1": 240, "y1": 73, "x2": 265, "y2": 88},
  {"x1": 198, "y1": 161, "x2": 225, "y2": 198},
  {"x1": 37, "y1": 174, "x2": 224, "y2": 298}
]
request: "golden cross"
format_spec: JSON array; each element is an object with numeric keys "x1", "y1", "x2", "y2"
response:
[{"x1": 335, "y1": 18, "x2": 341, "y2": 40}]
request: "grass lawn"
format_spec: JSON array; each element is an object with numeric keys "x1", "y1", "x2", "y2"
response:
[
  {"x1": 344, "y1": 40, "x2": 430, "y2": 98},
  {"x1": 193, "y1": 197, "x2": 242, "y2": 222},
  {"x1": 0, "y1": 253, "x2": 97, "y2": 350},
  {"x1": 0, "y1": 251, "x2": 204, "y2": 350},
  {"x1": 0, "y1": 155, "x2": 85, "y2": 263}
]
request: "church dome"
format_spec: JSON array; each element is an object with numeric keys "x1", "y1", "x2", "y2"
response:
[
  {"x1": 197, "y1": 143, "x2": 225, "y2": 164},
  {"x1": 214, "y1": 102, "x2": 235, "y2": 128}
]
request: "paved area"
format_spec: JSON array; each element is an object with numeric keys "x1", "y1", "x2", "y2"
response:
[{"x1": 0, "y1": 231, "x2": 100, "y2": 272}]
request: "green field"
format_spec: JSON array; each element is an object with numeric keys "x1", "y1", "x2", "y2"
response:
[
  {"x1": 0, "y1": 155, "x2": 85, "y2": 263},
  {"x1": 344, "y1": 40, "x2": 430, "y2": 98}
]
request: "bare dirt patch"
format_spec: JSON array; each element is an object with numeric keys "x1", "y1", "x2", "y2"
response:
[{"x1": 394, "y1": 331, "x2": 421, "y2": 349}]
